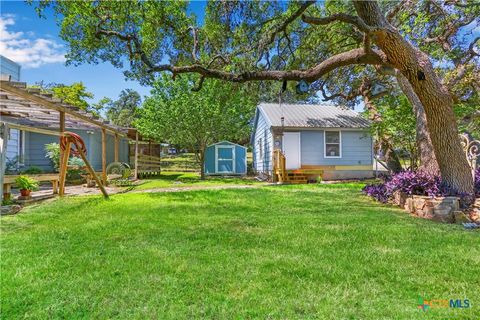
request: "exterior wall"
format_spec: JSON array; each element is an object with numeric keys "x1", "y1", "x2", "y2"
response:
[
  {"x1": 204, "y1": 145, "x2": 216, "y2": 174},
  {"x1": 322, "y1": 170, "x2": 374, "y2": 180},
  {"x1": 204, "y1": 141, "x2": 247, "y2": 175},
  {"x1": 234, "y1": 145, "x2": 247, "y2": 174},
  {"x1": 0, "y1": 55, "x2": 21, "y2": 81},
  {"x1": 23, "y1": 131, "x2": 57, "y2": 170},
  {"x1": 21, "y1": 129, "x2": 129, "y2": 172},
  {"x1": 300, "y1": 130, "x2": 372, "y2": 166},
  {"x1": 252, "y1": 110, "x2": 273, "y2": 175},
  {"x1": 5, "y1": 128, "x2": 21, "y2": 164}
]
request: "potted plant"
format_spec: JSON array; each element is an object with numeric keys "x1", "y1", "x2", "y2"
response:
[{"x1": 15, "y1": 175, "x2": 39, "y2": 197}]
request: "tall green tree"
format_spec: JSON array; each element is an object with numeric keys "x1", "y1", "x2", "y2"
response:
[
  {"x1": 101, "y1": 89, "x2": 142, "y2": 127},
  {"x1": 50, "y1": 82, "x2": 94, "y2": 112},
  {"x1": 136, "y1": 74, "x2": 256, "y2": 179},
  {"x1": 39, "y1": 0, "x2": 479, "y2": 194}
]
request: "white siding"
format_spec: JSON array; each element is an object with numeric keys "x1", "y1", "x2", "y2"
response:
[{"x1": 252, "y1": 110, "x2": 273, "y2": 175}]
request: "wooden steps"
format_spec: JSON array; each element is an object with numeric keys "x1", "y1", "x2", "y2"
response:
[{"x1": 286, "y1": 171, "x2": 307, "y2": 184}]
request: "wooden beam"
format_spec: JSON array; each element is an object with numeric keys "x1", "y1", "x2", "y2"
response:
[
  {"x1": 114, "y1": 133, "x2": 119, "y2": 162},
  {"x1": 102, "y1": 128, "x2": 107, "y2": 185},
  {"x1": 0, "y1": 81, "x2": 126, "y2": 137},
  {"x1": 59, "y1": 111, "x2": 65, "y2": 177},
  {"x1": 2, "y1": 123, "x2": 61, "y2": 136},
  {"x1": 0, "y1": 123, "x2": 9, "y2": 201},
  {"x1": 58, "y1": 140, "x2": 71, "y2": 196},
  {"x1": 134, "y1": 131, "x2": 139, "y2": 179},
  {"x1": 75, "y1": 141, "x2": 108, "y2": 199}
]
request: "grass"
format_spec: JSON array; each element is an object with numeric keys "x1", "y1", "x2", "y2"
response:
[
  {"x1": 1, "y1": 183, "x2": 479, "y2": 319},
  {"x1": 160, "y1": 153, "x2": 199, "y2": 172},
  {"x1": 132, "y1": 171, "x2": 261, "y2": 191}
]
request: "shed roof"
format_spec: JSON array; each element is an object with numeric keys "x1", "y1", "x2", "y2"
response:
[{"x1": 258, "y1": 103, "x2": 370, "y2": 129}]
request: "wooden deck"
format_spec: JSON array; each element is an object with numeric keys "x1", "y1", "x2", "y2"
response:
[{"x1": 273, "y1": 150, "x2": 312, "y2": 184}]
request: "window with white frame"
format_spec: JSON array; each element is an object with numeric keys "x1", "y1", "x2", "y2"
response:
[
  {"x1": 324, "y1": 131, "x2": 341, "y2": 158},
  {"x1": 258, "y1": 138, "x2": 264, "y2": 161}
]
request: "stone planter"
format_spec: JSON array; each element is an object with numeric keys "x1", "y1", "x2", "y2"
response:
[
  {"x1": 407, "y1": 195, "x2": 460, "y2": 223},
  {"x1": 393, "y1": 191, "x2": 408, "y2": 209}
]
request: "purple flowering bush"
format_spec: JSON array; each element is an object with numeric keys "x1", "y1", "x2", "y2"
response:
[
  {"x1": 364, "y1": 168, "x2": 480, "y2": 204},
  {"x1": 363, "y1": 170, "x2": 448, "y2": 203}
]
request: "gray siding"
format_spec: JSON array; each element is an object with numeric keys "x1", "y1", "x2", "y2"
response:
[
  {"x1": 252, "y1": 110, "x2": 273, "y2": 174},
  {"x1": 6, "y1": 128, "x2": 20, "y2": 163},
  {"x1": 300, "y1": 130, "x2": 372, "y2": 166},
  {"x1": 23, "y1": 129, "x2": 129, "y2": 172},
  {"x1": 24, "y1": 131, "x2": 57, "y2": 170}
]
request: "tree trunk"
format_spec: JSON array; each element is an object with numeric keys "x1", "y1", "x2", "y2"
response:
[
  {"x1": 353, "y1": 1, "x2": 474, "y2": 194},
  {"x1": 199, "y1": 149, "x2": 205, "y2": 180},
  {"x1": 395, "y1": 72, "x2": 440, "y2": 175},
  {"x1": 380, "y1": 138, "x2": 403, "y2": 173}
]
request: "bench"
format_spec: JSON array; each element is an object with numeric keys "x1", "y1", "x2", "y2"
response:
[{"x1": 3, "y1": 174, "x2": 60, "y2": 201}]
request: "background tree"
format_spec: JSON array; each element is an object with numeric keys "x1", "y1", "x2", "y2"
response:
[
  {"x1": 41, "y1": 0, "x2": 480, "y2": 194},
  {"x1": 135, "y1": 74, "x2": 256, "y2": 179},
  {"x1": 31, "y1": 81, "x2": 99, "y2": 114},
  {"x1": 100, "y1": 89, "x2": 142, "y2": 127}
]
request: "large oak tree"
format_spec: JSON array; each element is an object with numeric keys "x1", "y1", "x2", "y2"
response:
[{"x1": 40, "y1": 0, "x2": 479, "y2": 194}]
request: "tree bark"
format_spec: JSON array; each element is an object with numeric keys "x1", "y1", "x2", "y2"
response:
[
  {"x1": 353, "y1": 1, "x2": 474, "y2": 194},
  {"x1": 395, "y1": 72, "x2": 440, "y2": 175},
  {"x1": 199, "y1": 149, "x2": 206, "y2": 180}
]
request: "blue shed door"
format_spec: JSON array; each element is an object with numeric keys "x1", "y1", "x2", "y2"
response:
[{"x1": 216, "y1": 146, "x2": 234, "y2": 173}]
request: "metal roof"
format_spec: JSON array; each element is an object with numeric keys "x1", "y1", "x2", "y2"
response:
[{"x1": 258, "y1": 103, "x2": 370, "y2": 129}]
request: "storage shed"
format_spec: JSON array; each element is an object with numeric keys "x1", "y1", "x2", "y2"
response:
[{"x1": 204, "y1": 141, "x2": 247, "y2": 175}]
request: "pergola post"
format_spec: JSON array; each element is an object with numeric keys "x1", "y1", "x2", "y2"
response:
[
  {"x1": 134, "y1": 131, "x2": 139, "y2": 179},
  {"x1": 58, "y1": 111, "x2": 65, "y2": 194},
  {"x1": 114, "y1": 133, "x2": 119, "y2": 162},
  {"x1": 102, "y1": 128, "x2": 107, "y2": 185},
  {"x1": 0, "y1": 123, "x2": 10, "y2": 202}
]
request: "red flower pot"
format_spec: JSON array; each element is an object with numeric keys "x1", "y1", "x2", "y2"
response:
[{"x1": 20, "y1": 189, "x2": 31, "y2": 197}]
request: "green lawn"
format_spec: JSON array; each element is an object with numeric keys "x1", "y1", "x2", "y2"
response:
[
  {"x1": 160, "y1": 153, "x2": 199, "y2": 171},
  {"x1": 132, "y1": 171, "x2": 261, "y2": 190},
  {"x1": 1, "y1": 183, "x2": 479, "y2": 319}
]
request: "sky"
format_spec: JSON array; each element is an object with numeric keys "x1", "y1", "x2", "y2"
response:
[{"x1": 0, "y1": 1, "x2": 206, "y2": 105}]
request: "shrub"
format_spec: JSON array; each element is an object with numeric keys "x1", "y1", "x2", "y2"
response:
[
  {"x1": 45, "y1": 143, "x2": 60, "y2": 171},
  {"x1": 362, "y1": 183, "x2": 389, "y2": 203},
  {"x1": 362, "y1": 170, "x2": 471, "y2": 203},
  {"x1": 67, "y1": 157, "x2": 87, "y2": 184},
  {"x1": 15, "y1": 176, "x2": 39, "y2": 191},
  {"x1": 384, "y1": 170, "x2": 441, "y2": 197},
  {"x1": 22, "y1": 166, "x2": 43, "y2": 174}
]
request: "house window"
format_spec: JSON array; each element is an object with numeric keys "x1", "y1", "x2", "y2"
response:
[
  {"x1": 324, "y1": 131, "x2": 341, "y2": 158},
  {"x1": 258, "y1": 138, "x2": 264, "y2": 161}
]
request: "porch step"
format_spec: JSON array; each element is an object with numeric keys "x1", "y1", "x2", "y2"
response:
[{"x1": 286, "y1": 171, "x2": 308, "y2": 184}]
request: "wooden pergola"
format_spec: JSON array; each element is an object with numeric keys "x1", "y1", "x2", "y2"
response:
[{"x1": 0, "y1": 80, "x2": 130, "y2": 199}]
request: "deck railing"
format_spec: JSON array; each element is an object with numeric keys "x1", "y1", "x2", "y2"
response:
[{"x1": 273, "y1": 149, "x2": 288, "y2": 183}]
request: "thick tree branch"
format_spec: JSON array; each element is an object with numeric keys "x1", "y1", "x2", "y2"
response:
[
  {"x1": 149, "y1": 48, "x2": 387, "y2": 83},
  {"x1": 188, "y1": 26, "x2": 199, "y2": 62},
  {"x1": 257, "y1": 1, "x2": 315, "y2": 60},
  {"x1": 302, "y1": 13, "x2": 372, "y2": 33}
]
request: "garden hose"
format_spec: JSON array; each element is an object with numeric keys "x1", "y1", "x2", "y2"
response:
[{"x1": 60, "y1": 131, "x2": 87, "y2": 157}]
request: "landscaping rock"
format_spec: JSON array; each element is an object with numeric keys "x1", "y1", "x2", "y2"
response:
[
  {"x1": 409, "y1": 195, "x2": 460, "y2": 223},
  {"x1": 0, "y1": 204, "x2": 22, "y2": 215},
  {"x1": 393, "y1": 191, "x2": 408, "y2": 209},
  {"x1": 453, "y1": 211, "x2": 470, "y2": 224}
]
